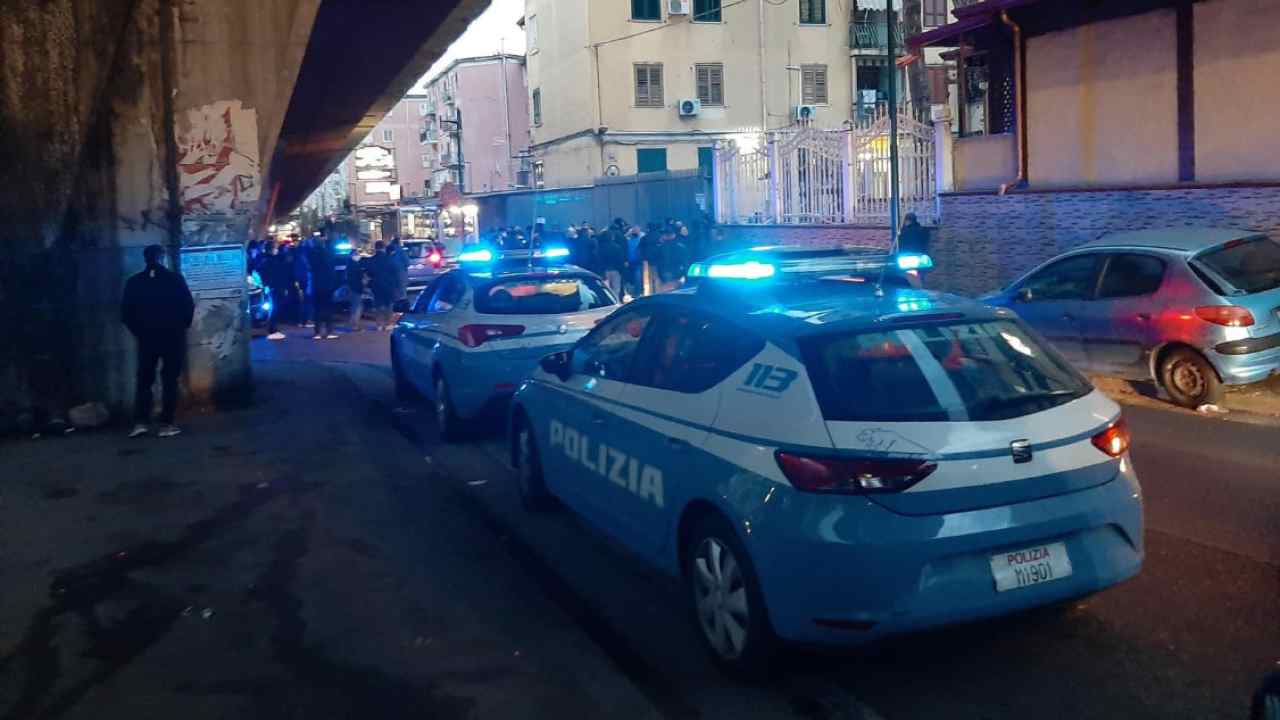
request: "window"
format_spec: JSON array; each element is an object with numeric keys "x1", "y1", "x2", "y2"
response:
[
  {"x1": 418, "y1": 102, "x2": 430, "y2": 116},
  {"x1": 694, "y1": 0, "x2": 721, "y2": 22},
  {"x1": 1196, "y1": 235, "x2": 1280, "y2": 294},
  {"x1": 800, "y1": 321, "x2": 1090, "y2": 423},
  {"x1": 636, "y1": 147, "x2": 668, "y2": 173},
  {"x1": 632, "y1": 311, "x2": 764, "y2": 393},
  {"x1": 421, "y1": 153, "x2": 431, "y2": 168},
  {"x1": 801, "y1": 65, "x2": 829, "y2": 104},
  {"x1": 799, "y1": 0, "x2": 826, "y2": 24},
  {"x1": 1019, "y1": 254, "x2": 1101, "y2": 301},
  {"x1": 427, "y1": 273, "x2": 466, "y2": 312},
  {"x1": 634, "y1": 63, "x2": 664, "y2": 107},
  {"x1": 474, "y1": 275, "x2": 616, "y2": 315},
  {"x1": 695, "y1": 63, "x2": 724, "y2": 106},
  {"x1": 572, "y1": 308, "x2": 658, "y2": 381},
  {"x1": 526, "y1": 14, "x2": 538, "y2": 51},
  {"x1": 631, "y1": 0, "x2": 660, "y2": 21},
  {"x1": 381, "y1": 128, "x2": 394, "y2": 144},
  {"x1": 923, "y1": 0, "x2": 948, "y2": 27},
  {"x1": 531, "y1": 88, "x2": 542, "y2": 126},
  {"x1": 1098, "y1": 254, "x2": 1167, "y2": 299}
]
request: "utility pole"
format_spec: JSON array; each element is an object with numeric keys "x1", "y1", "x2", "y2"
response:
[
  {"x1": 886, "y1": 3, "x2": 901, "y2": 247},
  {"x1": 758, "y1": 0, "x2": 768, "y2": 133}
]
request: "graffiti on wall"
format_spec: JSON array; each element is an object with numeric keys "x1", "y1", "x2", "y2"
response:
[{"x1": 176, "y1": 100, "x2": 261, "y2": 214}]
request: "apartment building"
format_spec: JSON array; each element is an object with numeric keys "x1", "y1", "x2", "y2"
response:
[
  {"x1": 418, "y1": 54, "x2": 531, "y2": 195},
  {"x1": 343, "y1": 94, "x2": 434, "y2": 208},
  {"x1": 523, "y1": 0, "x2": 854, "y2": 187}
]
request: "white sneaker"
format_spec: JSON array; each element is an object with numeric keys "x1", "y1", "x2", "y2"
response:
[
  {"x1": 157, "y1": 424, "x2": 182, "y2": 438},
  {"x1": 128, "y1": 424, "x2": 149, "y2": 438},
  {"x1": 267, "y1": 332, "x2": 286, "y2": 340},
  {"x1": 325, "y1": 333, "x2": 339, "y2": 339}
]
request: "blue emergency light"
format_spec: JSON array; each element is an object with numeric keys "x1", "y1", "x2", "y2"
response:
[
  {"x1": 896, "y1": 253, "x2": 934, "y2": 271},
  {"x1": 334, "y1": 241, "x2": 354, "y2": 252},
  {"x1": 687, "y1": 260, "x2": 777, "y2": 280},
  {"x1": 457, "y1": 247, "x2": 495, "y2": 264},
  {"x1": 541, "y1": 246, "x2": 571, "y2": 259}
]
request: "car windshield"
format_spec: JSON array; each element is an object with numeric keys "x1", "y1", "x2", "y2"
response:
[
  {"x1": 800, "y1": 320, "x2": 1091, "y2": 422},
  {"x1": 474, "y1": 275, "x2": 617, "y2": 315},
  {"x1": 1194, "y1": 235, "x2": 1280, "y2": 294}
]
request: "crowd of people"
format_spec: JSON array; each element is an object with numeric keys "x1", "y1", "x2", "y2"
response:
[
  {"x1": 485, "y1": 216, "x2": 726, "y2": 299},
  {"x1": 247, "y1": 232, "x2": 411, "y2": 340}
]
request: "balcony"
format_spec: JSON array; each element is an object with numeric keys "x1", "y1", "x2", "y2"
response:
[{"x1": 851, "y1": 16, "x2": 905, "y2": 53}]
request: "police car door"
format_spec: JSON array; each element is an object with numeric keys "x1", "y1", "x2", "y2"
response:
[
  {"x1": 543, "y1": 306, "x2": 660, "y2": 523},
  {"x1": 415, "y1": 272, "x2": 468, "y2": 375},
  {"x1": 605, "y1": 308, "x2": 762, "y2": 559}
]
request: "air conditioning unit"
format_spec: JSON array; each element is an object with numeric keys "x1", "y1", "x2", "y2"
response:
[
  {"x1": 668, "y1": 0, "x2": 690, "y2": 15},
  {"x1": 678, "y1": 98, "x2": 701, "y2": 117},
  {"x1": 794, "y1": 104, "x2": 817, "y2": 122}
]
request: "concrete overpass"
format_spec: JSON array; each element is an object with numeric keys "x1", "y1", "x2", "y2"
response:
[{"x1": 0, "y1": 0, "x2": 487, "y2": 425}]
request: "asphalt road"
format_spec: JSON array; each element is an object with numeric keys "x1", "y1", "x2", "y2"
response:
[
  {"x1": 4, "y1": 327, "x2": 1273, "y2": 720},
  {"x1": 314, "y1": 328, "x2": 1277, "y2": 719}
]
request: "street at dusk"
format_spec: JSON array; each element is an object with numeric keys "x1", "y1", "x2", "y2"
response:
[{"x1": 3, "y1": 0, "x2": 1280, "y2": 718}]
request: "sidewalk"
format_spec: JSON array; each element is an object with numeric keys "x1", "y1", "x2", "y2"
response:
[
  {"x1": 1091, "y1": 373, "x2": 1280, "y2": 425},
  {"x1": 0, "y1": 353, "x2": 652, "y2": 720}
]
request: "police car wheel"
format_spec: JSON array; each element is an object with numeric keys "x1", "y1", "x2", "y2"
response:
[
  {"x1": 513, "y1": 417, "x2": 555, "y2": 511},
  {"x1": 434, "y1": 376, "x2": 461, "y2": 441},
  {"x1": 685, "y1": 515, "x2": 774, "y2": 675}
]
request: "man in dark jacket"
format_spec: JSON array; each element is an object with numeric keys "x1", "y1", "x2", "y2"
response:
[
  {"x1": 307, "y1": 234, "x2": 338, "y2": 339},
  {"x1": 367, "y1": 242, "x2": 398, "y2": 331},
  {"x1": 598, "y1": 227, "x2": 627, "y2": 298},
  {"x1": 897, "y1": 213, "x2": 930, "y2": 255},
  {"x1": 121, "y1": 244, "x2": 195, "y2": 438},
  {"x1": 261, "y1": 242, "x2": 293, "y2": 340},
  {"x1": 345, "y1": 250, "x2": 367, "y2": 331}
]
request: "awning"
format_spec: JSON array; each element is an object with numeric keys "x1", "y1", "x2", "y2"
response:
[{"x1": 907, "y1": 0, "x2": 1046, "y2": 49}]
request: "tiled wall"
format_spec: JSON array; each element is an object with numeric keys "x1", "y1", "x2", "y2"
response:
[{"x1": 929, "y1": 185, "x2": 1280, "y2": 296}]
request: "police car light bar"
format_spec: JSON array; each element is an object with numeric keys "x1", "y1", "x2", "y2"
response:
[
  {"x1": 691, "y1": 247, "x2": 931, "y2": 283},
  {"x1": 687, "y1": 260, "x2": 776, "y2": 280},
  {"x1": 896, "y1": 253, "x2": 934, "y2": 271},
  {"x1": 541, "y1": 246, "x2": 571, "y2": 259},
  {"x1": 457, "y1": 248, "x2": 494, "y2": 263}
]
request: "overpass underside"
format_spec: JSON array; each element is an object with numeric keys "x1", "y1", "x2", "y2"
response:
[{"x1": 0, "y1": 0, "x2": 484, "y2": 425}]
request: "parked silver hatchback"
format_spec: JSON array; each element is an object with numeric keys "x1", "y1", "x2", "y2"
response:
[{"x1": 983, "y1": 228, "x2": 1280, "y2": 407}]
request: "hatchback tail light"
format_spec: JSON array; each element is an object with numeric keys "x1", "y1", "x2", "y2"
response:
[
  {"x1": 1090, "y1": 418, "x2": 1131, "y2": 458},
  {"x1": 428, "y1": 251, "x2": 443, "y2": 265},
  {"x1": 1195, "y1": 305, "x2": 1255, "y2": 327},
  {"x1": 458, "y1": 324, "x2": 525, "y2": 347},
  {"x1": 775, "y1": 452, "x2": 937, "y2": 494}
]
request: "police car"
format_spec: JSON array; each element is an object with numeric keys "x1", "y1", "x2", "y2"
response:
[
  {"x1": 507, "y1": 246, "x2": 1144, "y2": 673},
  {"x1": 391, "y1": 246, "x2": 620, "y2": 439}
]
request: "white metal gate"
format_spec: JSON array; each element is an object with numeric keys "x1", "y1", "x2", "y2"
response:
[{"x1": 714, "y1": 107, "x2": 936, "y2": 226}]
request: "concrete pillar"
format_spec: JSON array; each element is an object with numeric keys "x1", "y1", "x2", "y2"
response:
[
  {"x1": 932, "y1": 103, "x2": 955, "y2": 196},
  {"x1": 0, "y1": 0, "x2": 320, "y2": 421}
]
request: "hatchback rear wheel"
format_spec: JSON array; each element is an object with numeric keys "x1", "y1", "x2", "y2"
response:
[
  {"x1": 1159, "y1": 347, "x2": 1222, "y2": 408},
  {"x1": 684, "y1": 514, "x2": 774, "y2": 677}
]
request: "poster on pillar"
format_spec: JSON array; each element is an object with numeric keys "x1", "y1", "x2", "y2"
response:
[
  {"x1": 182, "y1": 244, "x2": 247, "y2": 300},
  {"x1": 176, "y1": 100, "x2": 261, "y2": 215}
]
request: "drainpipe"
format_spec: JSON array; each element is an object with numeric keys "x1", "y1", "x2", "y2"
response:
[
  {"x1": 758, "y1": 0, "x2": 768, "y2": 133},
  {"x1": 999, "y1": 10, "x2": 1027, "y2": 195}
]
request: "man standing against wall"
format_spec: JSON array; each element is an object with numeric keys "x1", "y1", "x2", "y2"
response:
[{"x1": 121, "y1": 245, "x2": 195, "y2": 438}]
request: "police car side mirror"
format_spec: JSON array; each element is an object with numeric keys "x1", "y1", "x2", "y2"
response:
[
  {"x1": 540, "y1": 350, "x2": 572, "y2": 381},
  {"x1": 1016, "y1": 287, "x2": 1034, "y2": 303}
]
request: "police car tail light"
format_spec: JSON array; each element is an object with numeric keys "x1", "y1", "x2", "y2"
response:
[
  {"x1": 1090, "y1": 418, "x2": 1131, "y2": 458},
  {"x1": 458, "y1": 323, "x2": 525, "y2": 347},
  {"x1": 775, "y1": 451, "x2": 937, "y2": 494}
]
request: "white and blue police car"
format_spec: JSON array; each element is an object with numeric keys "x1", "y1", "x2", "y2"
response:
[
  {"x1": 508, "y1": 246, "x2": 1144, "y2": 673},
  {"x1": 391, "y1": 246, "x2": 620, "y2": 439}
]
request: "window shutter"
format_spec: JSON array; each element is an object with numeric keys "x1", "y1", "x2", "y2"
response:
[
  {"x1": 710, "y1": 66, "x2": 723, "y2": 105},
  {"x1": 635, "y1": 66, "x2": 649, "y2": 106},
  {"x1": 651, "y1": 65, "x2": 663, "y2": 106}
]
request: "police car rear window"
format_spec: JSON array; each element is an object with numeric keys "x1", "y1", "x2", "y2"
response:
[
  {"x1": 799, "y1": 320, "x2": 1090, "y2": 422},
  {"x1": 474, "y1": 275, "x2": 617, "y2": 315}
]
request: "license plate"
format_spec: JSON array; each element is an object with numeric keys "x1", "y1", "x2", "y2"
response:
[{"x1": 989, "y1": 542, "x2": 1073, "y2": 592}]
